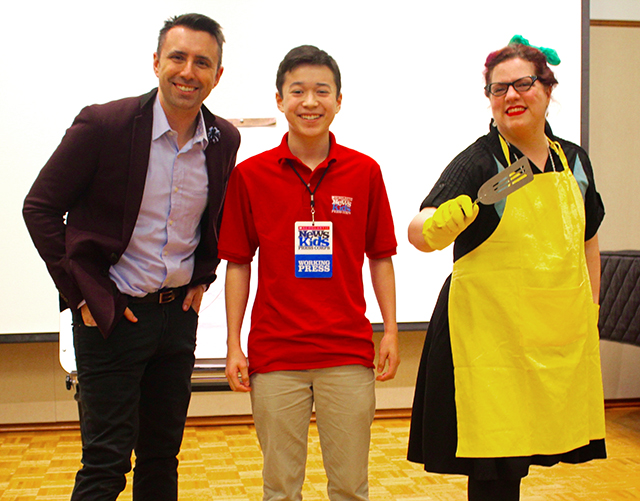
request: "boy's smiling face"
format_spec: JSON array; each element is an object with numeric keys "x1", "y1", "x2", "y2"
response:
[{"x1": 276, "y1": 64, "x2": 342, "y2": 143}]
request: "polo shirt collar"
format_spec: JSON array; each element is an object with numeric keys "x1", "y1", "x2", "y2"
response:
[{"x1": 277, "y1": 132, "x2": 338, "y2": 170}]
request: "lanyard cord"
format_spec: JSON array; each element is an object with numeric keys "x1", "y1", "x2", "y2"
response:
[{"x1": 287, "y1": 159, "x2": 331, "y2": 224}]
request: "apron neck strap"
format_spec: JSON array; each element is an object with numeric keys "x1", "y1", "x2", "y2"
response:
[
  {"x1": 498, "y1": 134, "x2": 570, "y2": 172},
  {"x1": 547, "y1": 137, "x2": 570, "y2": 171},
  {"x1": 498, "y1": 134, "x2": 512, "y2": 165}
]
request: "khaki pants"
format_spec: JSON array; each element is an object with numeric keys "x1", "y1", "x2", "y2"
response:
[{"x1": 250, "y1": 365, "x2": 376, "y2": 501}]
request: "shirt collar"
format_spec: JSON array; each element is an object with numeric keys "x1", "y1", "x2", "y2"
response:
[
  {"x1": 276, "y1": 132, "x2": 338, "y2": 170},
  {"x1": 152, "y1": 95, "x2": 208, "y2": 148}
]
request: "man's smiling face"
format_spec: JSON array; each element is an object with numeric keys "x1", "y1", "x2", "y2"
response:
[{"x1": 153, "y1": 26, "x2": 223, "y2": 120}]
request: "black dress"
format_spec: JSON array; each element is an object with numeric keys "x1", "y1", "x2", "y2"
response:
[{"x1": 407, "y1": 123, "x2": 607, "y2": 480}]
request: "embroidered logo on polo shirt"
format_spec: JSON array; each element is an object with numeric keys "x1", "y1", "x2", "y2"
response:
[{"x1": 331, "y1": 196, "x2": 353, "y2": 215}]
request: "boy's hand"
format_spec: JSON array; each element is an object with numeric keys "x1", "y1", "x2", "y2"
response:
[
  {"x1": 376, "y1": 331, "x2": 399, "y2": 381},
  {"x1": 225, "y1": 347, "x2": 251, "y2": 392}
]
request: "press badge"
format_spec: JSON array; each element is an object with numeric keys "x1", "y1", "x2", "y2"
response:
[{"x1": 295, "y1": 221, "x2": 333, "y2": 278}]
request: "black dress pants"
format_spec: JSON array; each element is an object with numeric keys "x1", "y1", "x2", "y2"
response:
[{"x1": 70, "y1": 296, "x2": 197, "y2": 501}]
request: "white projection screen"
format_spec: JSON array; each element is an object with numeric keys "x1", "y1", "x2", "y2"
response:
[{"x1": 1, "y1": 0, "x2": 586, "y2": 364}]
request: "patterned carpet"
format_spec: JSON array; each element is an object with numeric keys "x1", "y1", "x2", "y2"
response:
[{"x1": 1, "y1": 407, "x2": 639, "y2": 500}]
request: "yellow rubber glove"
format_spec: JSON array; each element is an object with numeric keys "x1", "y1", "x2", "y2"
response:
[{"x1": 422, "y1": 195, "x2": 479, "y2": 251}]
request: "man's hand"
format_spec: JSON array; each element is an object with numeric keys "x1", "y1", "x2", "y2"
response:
[
  {"x1": 80, "y1": 303, "x2": 137, "y2": 326},
  {"x1": 183, "y1": 284, "x2": 207, "y2": 313},
  {"x1": 225, "y1": 346, "x2": 251, "y2": 392}
]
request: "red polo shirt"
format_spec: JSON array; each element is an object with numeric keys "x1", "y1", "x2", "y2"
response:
[{"x1": 218, "y1": 133, "x2": 397, "y2": 374}]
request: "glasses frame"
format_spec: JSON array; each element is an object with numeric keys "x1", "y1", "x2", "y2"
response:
[{"x1": 485, "y1": 75, "x2": 539, "y2": 97}]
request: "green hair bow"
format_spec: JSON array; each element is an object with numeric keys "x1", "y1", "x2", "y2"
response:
[{"x1": 509, "y1": 34, "x2": 561, "y2": 66}]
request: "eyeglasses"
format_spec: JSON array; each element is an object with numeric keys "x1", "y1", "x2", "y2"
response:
[{"x1": 485, "y1": 75, "x2": 538, "y2": 97}]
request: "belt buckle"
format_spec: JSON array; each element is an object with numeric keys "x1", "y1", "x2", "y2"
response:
[{"x1": 158, "y1": 289, "x2": 176, "y2": 304}]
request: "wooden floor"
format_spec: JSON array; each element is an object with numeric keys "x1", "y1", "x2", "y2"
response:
[{"x1": 1, "y1": 407, "x2": 639, "y2": 500}]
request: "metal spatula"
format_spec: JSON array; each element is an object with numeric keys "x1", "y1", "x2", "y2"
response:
[{"x1": 475, "y1": 156, "x2": 534, "y2": 205}]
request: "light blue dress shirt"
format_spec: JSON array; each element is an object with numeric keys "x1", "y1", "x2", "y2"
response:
[{"x1": 109, "y1": 96, "x2": 209, "y2": 296}]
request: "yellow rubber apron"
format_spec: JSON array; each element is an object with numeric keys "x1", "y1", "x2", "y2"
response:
[{"x1": 449, "y1": 138, "x2": 605, "y2": 458}]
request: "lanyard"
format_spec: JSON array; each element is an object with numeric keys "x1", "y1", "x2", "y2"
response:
[{"x1": 287, "y1": 159, "x2": 331, "y2": 224}]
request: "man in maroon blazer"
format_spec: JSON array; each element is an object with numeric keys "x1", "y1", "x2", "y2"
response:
[{"x1": 23, "y1": 13, "x2": 240, "y2": 501}]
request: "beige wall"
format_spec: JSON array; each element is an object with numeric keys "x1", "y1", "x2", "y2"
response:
[
  {"x1": 589, "y1": 24, "x2": 640, "y2": 399},
  {"x1": 589, "y1": 25, "x2": 640, "y2": 251},
  {"x1": 0, "y1": 331, "x2": 426, "y2": 425},
  {"x1": 0, "y1": 342, "x2": 78, "y2": 424}
]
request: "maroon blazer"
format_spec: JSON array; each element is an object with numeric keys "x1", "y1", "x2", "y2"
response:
[{"x1": 23, "y1": 89, "x2": 240, "y2": 337}]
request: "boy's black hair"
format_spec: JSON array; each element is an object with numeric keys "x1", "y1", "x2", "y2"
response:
[
  {"x1": 276, "y1": 45, "x2": 341, "y2": 97},
  {"x1": 157, "y1": 13, "x2": 225, "y2": 69}
]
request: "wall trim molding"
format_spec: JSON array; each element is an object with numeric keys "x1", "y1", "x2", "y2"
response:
[
  {"x1": 591, "y1": 19, "x2": 640, "y2": 28},
  {"x1": 1, "y1": 401, "x2": 638, "y2": 433},
  {"x1": 0, "y1": 333, "x2": 58, "y2": 344},
  {"x1": 0, "y1": 323, "x2": 430, "y2": 343}
]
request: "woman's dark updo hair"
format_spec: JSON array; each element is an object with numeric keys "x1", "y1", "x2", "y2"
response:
[{"x1": 484, "y1": 44, "x2": 558, "y2": 97}]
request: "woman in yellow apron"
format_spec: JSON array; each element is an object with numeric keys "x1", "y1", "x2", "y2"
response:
[{"x1": 407, "y1": 36, "x2": 606, "y2": 500}]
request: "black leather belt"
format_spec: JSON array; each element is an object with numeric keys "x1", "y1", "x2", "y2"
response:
[{"x1": 127, "y1": 287, "x2": 186, "y2": 304}]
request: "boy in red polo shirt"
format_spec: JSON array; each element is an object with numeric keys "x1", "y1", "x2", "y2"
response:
[{"x1": 218, "y1": 45, "x2": 399, "y2": 501}]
